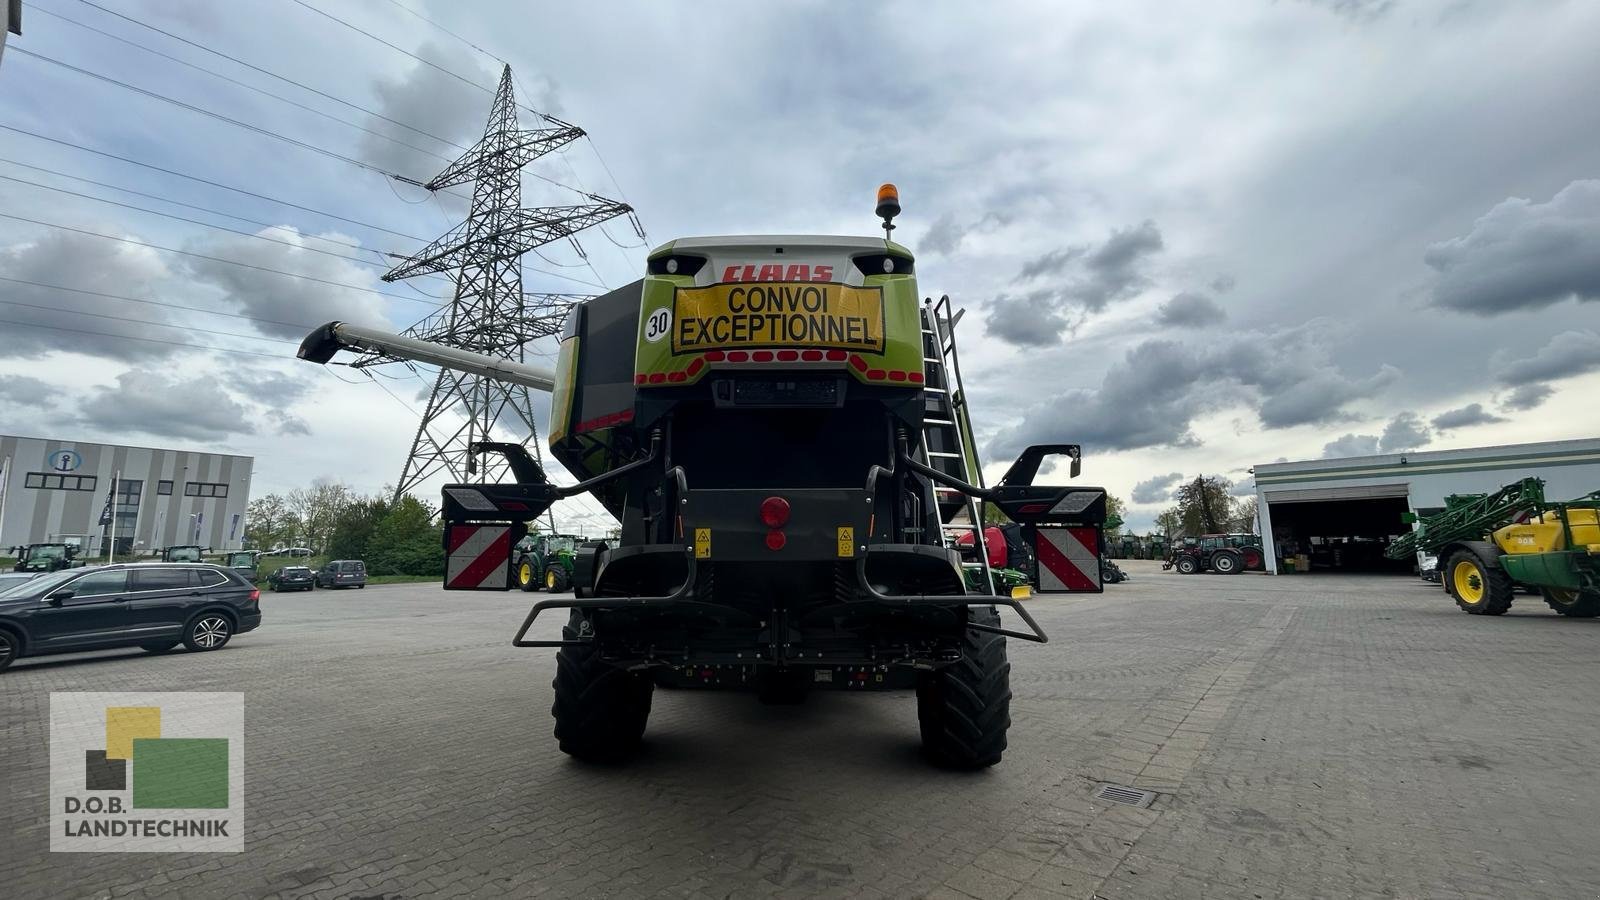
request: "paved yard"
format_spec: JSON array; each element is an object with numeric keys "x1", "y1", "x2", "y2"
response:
[{"x1": 3, "y1": 563, "x2": 1598, "y2": 898}]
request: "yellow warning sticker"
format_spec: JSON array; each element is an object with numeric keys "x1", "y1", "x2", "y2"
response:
[
  {"x1": 672, "y1": 283, "x2": 884, "y2": 353},
  {"x1": 694, "y1": 527, "x2": 711, "y2": 559},
  {"x1": 837, "y1": 526, "x2": 855, "y2": 558}
]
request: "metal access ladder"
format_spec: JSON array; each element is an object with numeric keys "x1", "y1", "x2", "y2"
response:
[{"x1": 918, "y1": 295, "x2": 996, "y2": 594}]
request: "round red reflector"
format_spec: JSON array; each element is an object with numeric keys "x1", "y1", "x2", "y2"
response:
[
  {"x1": 760, "y1": 496, "x2": 791, "y2": 528},
  {"x1": 765, "y1": 530, "x2": 787, "y2": 551}
]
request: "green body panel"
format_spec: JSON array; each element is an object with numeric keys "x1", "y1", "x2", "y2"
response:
[
  {"x1": 962, "y1": 565, "x2": 1030, "y2": 593},
  {"x1": 1500, "y1": 550, "x2": 1588, "y2": 590}
]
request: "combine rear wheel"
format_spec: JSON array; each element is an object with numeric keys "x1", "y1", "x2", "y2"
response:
[
  {"x1": 552, "y1": 612, "x2": 653, "y2": 762},
  {"x1": 917, "y1": 607, "x2": 1012, "y2": 769},
  {"x1": 1445, "y1": 549, "x2": 1514, "y2": 615},
  {"x1": 1541, "y1": 587, "x2": 1600, "y2": 618}
]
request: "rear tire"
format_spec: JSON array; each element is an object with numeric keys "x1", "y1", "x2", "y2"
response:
[
  {"x1": 547, "y1": 566, "x2": 571, "y2": 593},
  {"x1": 552, "y1": 612, "x2": 652, "y2": 762},
  {"x1": 1175, "y1": 555, "x2": 1199, "y2": 575},
  {"x1": 183, "y1": 613, "x2": 233, "y2": 651},
  {"x1": 917, "y1": 607, "x2": 1012, "y2": 769},
  {"x1": 517, "y1": 558, "x2": 539, "y2": 593},
  {"x1": 1541, "y1": 587, "x2": 1600, "y2": 618},
  {"x1": 1211, "y1": 549, "x2": 1243, "y2": 575},
  {"x1": 0, "y1": 628, "x2": 18, "y2": 672},
  {"x1": 1445, "y1": 549, "x2": 1514, "y2": 615}
]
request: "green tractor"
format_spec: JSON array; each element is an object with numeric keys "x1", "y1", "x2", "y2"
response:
[
  {"x1": 1387, "y1": 478, "x2": 1600, "y2": 616},
  {"x1": 11, "y1": 542, "x2": 83, "y2": 573},
  {"x1": 299, "y1": 189, "x2": 1110, "y2": 767},
  {"x1": 160, "y1": 545, "x2": 208, "y2": 563},
  {"x1": 514, "y1": 533, "x2": 583, "y2": 593}
]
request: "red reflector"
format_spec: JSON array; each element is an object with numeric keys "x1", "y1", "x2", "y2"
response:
[
  {"x1": 866, "y1": 369, "x2": 886, "y2": 380},
  {"x1": 500, "y1": 501, "x2": 529, "y2": 511},
  {"x1": 705, "y1": 350, "x2": 726, "y2": 362},
  {"x1": 647, "y1": 372, "x2": 667, "y2": 384},
  {"x1": 801, "y1": 350, "x2": 823, "y2": 361},
  {"x1": 908, "y1": 371, "x2": 925, "y2": 384},
  {"x1": 634, "y1": 374, "x2": 646, "y2": 385},
  {"x1": 827, "y1": 349, "x2": 849, "y2": 362},
  {"x1": 752, "y1": 350, "x2": 774, "y2": 363},
  {"x1": 765, "y1": 530, "x2": 787, "y2": 551},
  {"x1": 248, "y1": 588, "x2": 260, "y2": 602},
  {"x1": 888, "y1": 370, "x2": 907, "y2": 382},
  {"x1": 667, "y1": 371, "x2": 687, "y2": 383},
  {"x1": 727, "y1": 350, "x2": 749, "y2": 362},
  {"x1": 686, "y1": 357, "x2": 705, "y2": 376},
  {"x1": 777, "y1": 350, "x2": 799, "y2": 362},
  {"x1": 760, "y1": 496, "x2": 791, "y2": 528},
  {"x1": 1018, "y1": 503, "x2": 1048, "y2": 514},
  {"x1": 849, "y1": 354, "x2": 868, "y2": 372}
]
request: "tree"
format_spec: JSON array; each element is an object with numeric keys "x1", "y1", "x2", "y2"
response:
[
  {"x1": 1154, "y1": 508, "x2": 1182, "y2": 539},
  {"x1": 327, "y1": 494, "x2": 393, "y2": 562},
  {"x1": 367, "y1": 495, "x2": 443, "y2": 577},
  {"x1": 1173, "y1": 475, "x2": 1234, "y2": 536},
  {"x1": 285, "y1": 481, "x2": 354, "y2": 553},
  {"x1": 1233, "y1": 496, "x2": 1260, "y2": 534},
  {"x1": 244, "y1": 494, "x2": 296, "y2": 550},
  {"x1": 1103, "y1": 493, "x2": 1126, "y2": 536}
]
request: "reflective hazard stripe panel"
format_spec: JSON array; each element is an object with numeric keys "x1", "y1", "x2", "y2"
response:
[
  {"x1": 1035, "y1": 526, "x2": 1100, "y2": 592},
  {"x1": 445, "y1": 525, "x2": 512, "y2": 590}
]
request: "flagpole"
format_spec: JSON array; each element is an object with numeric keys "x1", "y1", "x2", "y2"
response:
[
  {"x1": 0, "y1": 456, "x2": 10, "y2": 551},
  {"x1": 107, "y1": 469, "x2": 120, "y2": 564}
]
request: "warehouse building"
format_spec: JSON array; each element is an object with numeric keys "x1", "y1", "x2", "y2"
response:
[
  {"x1": 1253, "y1": 437, "x2": 1600, "y2": 575},
  {"x1": 0, "y1": 434, "x2": 253, "y2": 556}
]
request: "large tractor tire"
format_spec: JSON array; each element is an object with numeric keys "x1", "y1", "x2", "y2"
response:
[
  {"x1": 545, "y1": 565, "x2": 571, "y2": 593},
  {"x1": 1444, "y1": 547, "x2": 1514, "y2": 615},
  {"x1": 552, "y1": 612, "x2": 653, "y2": 762},
  {"x1": 1175, "y1": 554, "x2": 1200, "y2": 575},
  {"x1": 1540, "y1": 587, "x2": 1600, "y2": 618},
  {"x1": 1240, "y1": 545, "x2": 1265, "y2": 570},
  {"x1": 517, "y1": 557, "x2": 540, "y2": 593},
  {"x1": 917, "y1": 607, "x2": 1012, "y2": 770},
  {"x1": 1210, "y1": 549, "x2": 1244, "y2": 575}
]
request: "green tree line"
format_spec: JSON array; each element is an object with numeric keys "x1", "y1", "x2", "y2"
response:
[{"x1": 245, "y1": 485, "x2": 443, "y2": 577}]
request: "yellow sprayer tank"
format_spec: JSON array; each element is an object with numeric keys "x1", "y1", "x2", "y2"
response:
[{"x1": 1495, "y1": 507, "x2": 1600, "y2": 554}]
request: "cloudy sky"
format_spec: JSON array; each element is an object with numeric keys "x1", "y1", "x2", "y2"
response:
[{"x1": 0, "y1": 0, "x2": 1596, "y2": 534}]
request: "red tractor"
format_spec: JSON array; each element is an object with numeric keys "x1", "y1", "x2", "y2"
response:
[{"x1": 1164, "y1": 534, "x2": 1261, "y2": 575}]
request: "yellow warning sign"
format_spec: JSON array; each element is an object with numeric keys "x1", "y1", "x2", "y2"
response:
[
  {"x1": 694, "y1": 527, "x2": 711, "y2": 559},
  {"x1": 672, "y1": 283, "x2": 884, "y2": 353},
  {"x1": 837, "y1": 526, "x2": 855, "y2": 558}
]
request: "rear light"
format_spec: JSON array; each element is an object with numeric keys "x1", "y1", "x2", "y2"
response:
[
  {"x1": 760, "y1": 496, "x2": 791, "y2": 528},
  {"x1": 248, "y1": 588, "x2": 260, "y2": 602},
  {"x1": 765, "y1": 530, "x2": 787, "y2": 551}
]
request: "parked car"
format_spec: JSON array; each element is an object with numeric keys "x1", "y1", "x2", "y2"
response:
[
  {"x1": 0, "y1": 563, "x2": 262, "y2": 672},
  {"x1": 315, "y1": 560, "x2": 367, "y2": 589},
  {"x1": 267, "y1": 565, "x2": 315, "y2": 592}
]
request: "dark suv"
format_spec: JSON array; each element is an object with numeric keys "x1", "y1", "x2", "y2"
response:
[
  {"x1": 316, "y1": 560, "x2": 367, "y2": 589},
  {"x1": 0, "y1": 563, "x2": 262, "y2": 672},
  {"x1": 267, "y1": 565, "x2": 315, "y2": 592}
]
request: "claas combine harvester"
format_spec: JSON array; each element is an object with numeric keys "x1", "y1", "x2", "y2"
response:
[
  {"x1": 1386, "y1": 477, "x2": 1600, "y2": 616},
  {"x1": 299, "y1": 189, "x2": 1109, "y2": 768}
]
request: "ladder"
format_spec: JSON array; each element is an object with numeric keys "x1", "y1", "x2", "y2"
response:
[{"x1": 918, "y1": 295, "x2": 996, "y2": 595}]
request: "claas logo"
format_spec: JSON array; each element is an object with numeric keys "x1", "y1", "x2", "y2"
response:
[{"x1": 720, "y1": 263, "x2": 834, "y2": 283}]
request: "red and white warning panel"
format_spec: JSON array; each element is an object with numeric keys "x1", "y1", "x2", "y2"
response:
[
  {"x1": 1034, "y1": 526, "x2": 1102, "y2": 593},
  {"x1": 445, "y1": 524, "x2": 513, "y2": 591}
]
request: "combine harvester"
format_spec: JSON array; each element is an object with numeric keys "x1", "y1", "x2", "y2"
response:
[
  {"x1": 1387, "y1": 477, "x2": 1600, "y2": 616},
  {"x1": 299, "y1": 188, "x2": 1109, "y2": 768}
]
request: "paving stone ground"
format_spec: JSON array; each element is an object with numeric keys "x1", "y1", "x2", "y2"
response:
[{"x1": 3, "y1": 562, "x2": 1598, "y2": 899}]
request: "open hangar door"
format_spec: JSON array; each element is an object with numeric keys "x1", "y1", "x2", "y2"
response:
[{"x1": 1263, "y1": 484, "x2": 1414, "y2": 574}]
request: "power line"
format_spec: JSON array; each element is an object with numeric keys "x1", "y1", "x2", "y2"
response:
[
  {"x1": 286, "y1": 0, "x2": 560, "y2": 125},
  {"x1": 33, "y1": 5, "x2": 458, "y2": 164},
  {"x1": 9, "y1": 47, "x2": 439, "y2": 189},
  {"x1": 0, "y1": 209, "x2": 447, "y2": 307},
  {"x1": 0, "y1": 296, "x2": 300, "y2": 346},
  {"x1": 0, "y1": 314, "x2": 290, "y2": 360},
  {"x1": 0, "y1": 274, "x2": 319, "y2": 333},
  {"x1": 64, "y1": 0, "x2": 470, "y2": 152},
  {"x1": 0, "y1": 123, "x2": 431, "y2": 243}
]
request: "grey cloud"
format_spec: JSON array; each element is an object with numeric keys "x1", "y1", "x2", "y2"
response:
[
  {"x1": 78, "y1": 370, "x2": 257, "y2": 441},
  {"x1": 987, "y1": 325, "x2": 1396, "y2": 454},
  {"x1": 1229, "y1": 480, "x2": 1257, "y2": 498},
  {"x1": 182, "y1": 228, "x2": 390, "y2": 340},
  {"x1": 1157, "y1": 292, "x2": 1226, "y2": 328},
  {"x1": 1426, "y1": 180, "x2": 1600, "y2": 315},
  {"x1": 1501, "y1": 383, "x2": 1553, "y2": 411},
  {"x1": 1300, "y1": 0, "x2": 1397, "y2": 21},
  {"x1": 1131, "y1": 472, "x2": 1183, "y2": 504},
  {"x1": 1493, "y1": 330, "x2": 1600, "y2": 386},
  {"x1": 276, "y1": 416, "x2": 312, "y2": 437},
  {"x1": 983, "y1": 290, "x2": 1075, "y2": 347},
  {"x1": 0, "y1": 374, "x2": 57, "y2": 406},
  {"x1": 0, "y1": 231, "x2": 174, "y2": 361},
  {"x1": 232, "y1": 371, "x2": 315, "y2": 404},
  {"x1": 1322, "y1": 433, "x2": 1379, "y2": 458},
  {"x1": 1015, "y1": 247, "x2": 1086, "y2": 281},
  {"x1": 1431, "y1": 402, "x2": 1506, "y2": 431},
  {"x1": 988, "y1": 220, "x2": 1164, "y2": 346},
  {"x1": 920, "y1": 211, "x2": 1010, "y2": 257},
  {"x1": 1210, "y1": 274, "x2": 1237, "y2": 293},
  {"x1": 1378, "y1": 412, "x2": 1430, "y2": 453}
]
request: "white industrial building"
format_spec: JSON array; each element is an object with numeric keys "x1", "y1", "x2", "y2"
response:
[
  {"x1": 0, "y1": 434, "x2": 253, "y2": 556},
  {"x1": 1253, "y1": 437, "x2": 1600, "y2": 575}
]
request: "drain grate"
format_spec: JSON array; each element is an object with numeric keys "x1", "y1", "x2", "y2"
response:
[{"x1": 1094, "y1": 783, "x2": 1158, "y2": 808}]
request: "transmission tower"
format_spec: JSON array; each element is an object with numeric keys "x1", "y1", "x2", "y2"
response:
[{"x1": 365, "y1": 65, "x2": 638, "y2": 499}]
